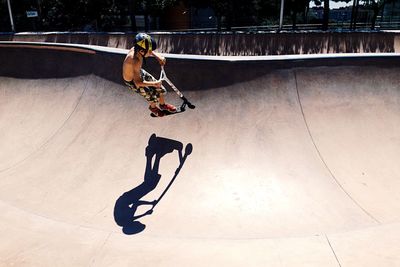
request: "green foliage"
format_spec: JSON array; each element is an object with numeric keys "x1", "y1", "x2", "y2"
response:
[
  {"x1": 362, "y1": 0, "x2": 395, "y2": 29},
  {"x1": 254, "y1": 0, "x2": 281, "y2": 22},
  {"x1": 4, "y1": 0, "x2": 180, "y2": 32},
  {"x1": 38, "y1": 0, "x2": 129, "y2": 31},
  {"x1": 190, "y1": 0, "x2": 259, "y2": 29},
  {"x1": 145, "y1": 0, "x2": 178, "y2": 13},
  {"x1": 1, "y1": 0, "x2": 11, "y2": 31},
  {"x1": 363, "y1": 0, "x2": 395, "y2": 9},
  {"x1": 2, "y1": 0, "x2": 397, "y2": 32}
]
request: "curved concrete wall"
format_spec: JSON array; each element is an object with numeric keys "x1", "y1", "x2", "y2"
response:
[
  {"x1": 1, "y1": 42, "x2": 400, "y2": 266},
  {"x1": 1, "y1": 42, "x2": 400, "y2": 92},
  {"x1": 1, "y1": 32, "x2": 399, "y2": 56}
]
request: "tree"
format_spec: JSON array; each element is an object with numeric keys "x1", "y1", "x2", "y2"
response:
[
  {"x1": 188, "y1": 0, "x2": 229, "y2": 30},
  {"x1": 13, "y1": 0, "x2": 181, "y2": 32},
  {"x1": 350, "y1": 0, "x2": 360, "y2": 29},
  {"x1": 363, "y1": 0, "x2": 395, "y2": 29},
  {"x1": 40, "y1": 0, "x2": 104, "y2": 31},
  {"x1": 321, "y1": 0, "x2": 329, "y2": 30},
  {"x1": 140, "y1": 0, "x2": 179, "y2": 30},
  {"x1": 190, "y1": 0, "x2": 257, "y2": 31},
  {"x1": 253, "y1": 0, "x2": 281, "y2": 26},
  {"x1": 127, "y1": 0, "x2": 137, "y2": 32},
  {"x1": 331, "y1": 0, "x2": 355, "y2": 28},
  {"x1": 1, "y1": 0, "x2": 12, "y2": 31},
  {"x1": 286, "y1": 0, "x2": 310, "y2": 29}
]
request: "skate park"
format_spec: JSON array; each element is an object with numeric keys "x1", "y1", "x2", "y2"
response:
[{"x1": 0, "y1": 38, "x2": 400, "y2": 266}]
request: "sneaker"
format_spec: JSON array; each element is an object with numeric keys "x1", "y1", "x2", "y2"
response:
[
  {"x1": 149, "y1": 106, "x2": 164, "y2": 117},
  {"x1": 160, "y1": 103, "x2": 177, "y2": 113}
]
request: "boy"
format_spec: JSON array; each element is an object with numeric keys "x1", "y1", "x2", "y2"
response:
[{"x1": 123, "y1": 33, "x2": 176, "y2": 117}]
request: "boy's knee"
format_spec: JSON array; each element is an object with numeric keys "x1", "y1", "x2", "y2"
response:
[{"x1": 157, "y1": 88, "x2": 167, "y2": 95}]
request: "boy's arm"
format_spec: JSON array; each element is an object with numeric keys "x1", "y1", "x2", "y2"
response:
[
  {"x1": 151, "y1": 51, "x2": 166, "y2": 66},
  {"x1": 131, "y1": 62, "x2": 162, "y2": 88},
  {"x1": 132, "y1": 209, "x2": 153, "y2": 221}
]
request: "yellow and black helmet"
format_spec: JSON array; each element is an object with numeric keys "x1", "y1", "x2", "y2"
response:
[{"x1": 134, "y1": 33, "x2": 157, "y2": 53}]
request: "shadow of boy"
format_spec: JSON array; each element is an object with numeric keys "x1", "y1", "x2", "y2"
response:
[{"x1": 114, "y1": 134, "x2": 185, "y2": 235}]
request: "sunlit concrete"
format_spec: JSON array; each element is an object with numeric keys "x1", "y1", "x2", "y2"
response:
[{"x1": 1, "y1": 51, "x2": 400, "y2": 266}]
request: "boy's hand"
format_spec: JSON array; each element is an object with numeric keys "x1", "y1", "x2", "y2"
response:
[
  {"x1": 151, "y1": 51, "x2": 166, "y2": 66},
  {"x1": 154, "y1": 81, "x2": 162, "y2": 88},
  {"x1": 157, "y1": 56, "x2": 166, "y2": 66}
]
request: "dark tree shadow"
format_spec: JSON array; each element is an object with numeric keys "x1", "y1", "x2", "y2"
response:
[{"x1": 114, "y1": 134, "x2": 193, "y2": 235}]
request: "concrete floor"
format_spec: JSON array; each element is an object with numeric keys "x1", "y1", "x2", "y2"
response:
[{"x1": 1, "y1": 61, "x2": 400, "y2": 266}]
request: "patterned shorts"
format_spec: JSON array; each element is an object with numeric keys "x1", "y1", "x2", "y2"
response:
[{"x1": 124, "y1": 69, "x2": 166, "y2": 104}]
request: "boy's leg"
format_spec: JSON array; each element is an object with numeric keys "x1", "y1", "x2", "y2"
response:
[
  {"x1": 148, "y1": 102, "x2": 164, "y2": 117},
  {"x1": 149, "y1": 101, "x2": 158, "y2": 108},
  {"x1": 141, "y1": 69, "x2": 176, "y2": 113},
  {"x1": 160, "y1": 104, "x2": 177, "y2": 112},
  {"x1": 159, "y1": 94, "x2": 165, "y2": 105},
  {"x1": 135, "y1": 87, "x2": 164, "y2": 117},
  {"x1": 148, "y1": 85, "x2": 176, "y2": 112},
  {"x1": 157, "y1": 88, "x2": 176, "y2": 112}
]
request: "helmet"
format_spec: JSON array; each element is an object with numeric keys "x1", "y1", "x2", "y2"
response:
[{"x1": 134, "y1": 33, "x2": 157, "y2": 53}]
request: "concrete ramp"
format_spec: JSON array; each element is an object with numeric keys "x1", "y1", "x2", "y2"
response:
[{"x1": 1, "y1": 44, "x2": 400, "y2": 266}]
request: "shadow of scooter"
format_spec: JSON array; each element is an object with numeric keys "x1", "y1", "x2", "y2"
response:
[{"x1": 114, "y1": 134, "x2": 193, "y2": 235}]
